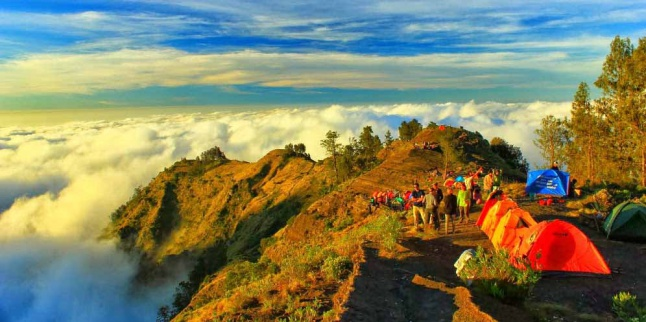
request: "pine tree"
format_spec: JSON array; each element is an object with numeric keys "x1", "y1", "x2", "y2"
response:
[
  {"x1": 320, "y1": 130, "x2": 342, "y2": 182},
  {"x1": 569, "y1": 82, "x2": 601, "y2": 183},
  {"x1": 533, "y1": 115, "x2": 569, "y2": 168},
  {"x1": 398, "y1": 119, "x2": 422, "y2": 141},
  {"x1": 627, "y1": 37, "x2": 646, "y2": 186},
  {"x1": 384, "y1": 130, "x2": 394, "y2": 146}
]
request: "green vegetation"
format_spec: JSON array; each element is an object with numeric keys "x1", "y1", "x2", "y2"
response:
[
  {"x1": 321, "y1": 255, "x2": 353, "y2": 280},
  {"x1": 224, "y1": 259, "x2": 278, "y2": 294},
  {"x1": 384, "y1": 130, "x2": 394, "y2": 147},
  {"x1": 458, "y1": 247, "x2": 541, "y2": 304},
  {"x1": 612, "y1": 291, "x2": 646, "y2": 322},
  {"x1": 321, "y1": 126, "x2": 385, "y2": 183},
  {"x1": 321, "y1": 130, "x2": 342, "y2": 182},
  {"x1": 197, "y1": 146, "x2": 227, "y2": 162},
  {"x1": 534, "y1": 115, "x2": 569, "y2": 168},
  {"x1": 535, "y1": 35, "x2": 646, "y2": 187},
  {"x1": 284, "y1": 143, "x2": 310, "y2": 159},
  {"x1": 491, "y1": 137, "x2": 529, "y2": 174},
  {"x1": 398, "y1": 119, "x2": 423, "y2": 141}
]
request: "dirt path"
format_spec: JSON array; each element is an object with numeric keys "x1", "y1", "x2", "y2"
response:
[
  {"x1": 341, "y1": 212, "x2": 532, "y2": 322},
  {"x1": 341, "y1": 200, "x2": 646, "y2": 321}
]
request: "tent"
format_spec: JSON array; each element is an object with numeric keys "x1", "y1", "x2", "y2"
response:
[
  {"x1": 490, "y1": 208, "x2": 537, "y2": 251},
  {"x1": 480, "y1": 199, "x2": 518, "y2": 239},
  {"x1": 511, "y1": 220, "x2": 610, "y2": 275},
  {"x1": 476, "y1": 197, "x2": 499, "y2": 227},
  {"x1": 603, "y1": 201, "x2": 646, "y2": 242},
  {"x1": 526, "y1": 169, "x2": 570, "y2": 197},
  {"x1": 476, "y1": 192, "x2": 508, "y2": 227}
]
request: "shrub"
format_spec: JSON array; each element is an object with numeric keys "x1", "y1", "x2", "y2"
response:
[
  {"x1": 612, "y1": 291, "x2": 646, "y2": 322},
  {"x1": 458, "y1": 247, "x2": 541, "y2": 304},
  {"x1": 224, "y1": 259, "x2": 277, "y2": 293},
  {"x1": 361, "y1": 213, "x2": 403, "y2": 252},
  {"x1": 321, "y1": 254, "x2": 353, "y2": 281}
]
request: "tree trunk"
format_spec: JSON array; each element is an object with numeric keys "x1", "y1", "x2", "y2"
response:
[
  {"x1": 587, "y1": 136, "x2": 593, "y2": 183},
  {"x1": 332, "y1": 153, "x2": 339, "y2": 183},
  {"x1": 642, "y1": 144, "x2": 645, "y2": 187}
]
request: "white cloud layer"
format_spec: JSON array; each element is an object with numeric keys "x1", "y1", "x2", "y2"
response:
[{"x1": 0, "y1": 102, "x2": 570, "y2": 321}]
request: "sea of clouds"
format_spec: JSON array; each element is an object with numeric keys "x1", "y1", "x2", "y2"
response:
[{"x1": 0, "y1": 101, "x2": 570, "y2": 321}]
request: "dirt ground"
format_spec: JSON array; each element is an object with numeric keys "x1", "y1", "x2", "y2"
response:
[{"x1": 341, "y1": 199, "x2": 646, "y2": 322}]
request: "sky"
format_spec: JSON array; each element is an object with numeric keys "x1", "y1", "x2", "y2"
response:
[
  {"x1": 0, "y1": 1, "x2": 644, "y2": 321},
  {"x1": 1, "y1": 0, "x2": 645, "y2": 109}
]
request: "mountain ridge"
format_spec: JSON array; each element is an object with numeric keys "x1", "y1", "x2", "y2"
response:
[{"x1": 105, "y1": 125, "x2": 528, "y2": 320}]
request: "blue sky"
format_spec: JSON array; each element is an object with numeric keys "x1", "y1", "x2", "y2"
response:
[{"x1": 0, "y1": 0, "x2": 645, "y2": 109}]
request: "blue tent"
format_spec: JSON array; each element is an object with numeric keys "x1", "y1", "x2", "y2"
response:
[{"x1": 526, "y1": 169, "x2": 570, "y2": 197}]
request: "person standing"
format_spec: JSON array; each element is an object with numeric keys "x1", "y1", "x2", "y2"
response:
[
  {"x1": 444, "y1": 187, "x2": 458, "y2": 234},
  {"x1": 483, "y1": 171, "x2": 493, "y2": 199},
  {"x1": 456, "y1": 182, "x2": 469, "y2": 224},
  {"x1": 411, "y1": 183, "x2": 427, "y2": 232},
  {"x1": 433, "y1": 182, "x2": 443, "y2": 205},
  {"x1": 464, "y1": 171, "x2": 474, "y2": 217},
  {"x1": 426, "y1": 186, "x2": 440, "y2": 230}
]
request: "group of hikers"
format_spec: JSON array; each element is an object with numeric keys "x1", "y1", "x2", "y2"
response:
[
  {"x1": 371, "y1": 167, "x2": 504, "y2": 233},
  {"x1": 414, "y1": 141, "x2": 440, "y2": 151}
]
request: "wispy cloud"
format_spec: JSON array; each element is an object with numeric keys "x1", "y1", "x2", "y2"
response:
[
  {"x1": 0, "y1": 10, "x2": 209, "y2": 37},
  {"x1": 0, "y1": 48, "x2": 601, "y2": 95}
]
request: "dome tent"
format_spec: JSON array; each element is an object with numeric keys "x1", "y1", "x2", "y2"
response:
[
  {"x1": 511, "y1": 220, "x2": 610, "y2": 275},
  {"x1": 525, "y1": 169, "x2": 570, "y2": 197},
  {"x1": 603, "y1": 201, "x2": 646, "y2": 242},
  {"x1": 491, "y1": 207, "x2": 537, "y2": 251}
]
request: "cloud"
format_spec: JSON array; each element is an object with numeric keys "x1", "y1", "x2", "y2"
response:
[
  {"x1": 0, "y1": 10, "x2": 209, "y2": 40},
  {"x1": 0, "y1": 48, "x2": 601, "y2": 95},
  {"x1": 0, "y1": 237, "x2": 176, "y2": 322},
  {"x1": 0, "y1": 101, "x2": 571, "y2": 321}
]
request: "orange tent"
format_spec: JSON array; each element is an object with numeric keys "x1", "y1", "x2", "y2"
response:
[
  {"x1": 480, "y1": 199, "x2": 518, "y2": 239},
  {"x1": 511, "y1": 220, "x2": 611, "y2": 275},
  {"x1": 490, "y1": 208, "x2": 537, "y2": 251},
  {"x1": 476, "y1": 197, "x2": 498, "y2": 227}
]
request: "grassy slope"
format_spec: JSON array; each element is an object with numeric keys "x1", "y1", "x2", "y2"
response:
[
  {"x1": 105, "y1": 149, "x2": 334, "y2": 280},
  {"x1": 167, "y1": 126, "x2": 524, "y2": 321}
]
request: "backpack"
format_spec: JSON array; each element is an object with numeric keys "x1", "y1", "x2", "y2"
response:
[{"x1": 436, "y1": 188, "x2": 444, "y2": 202}]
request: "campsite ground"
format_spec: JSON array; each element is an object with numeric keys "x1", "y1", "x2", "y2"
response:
[{"x1": 342, "y1": 189, "x2": 646, "y2": 322}]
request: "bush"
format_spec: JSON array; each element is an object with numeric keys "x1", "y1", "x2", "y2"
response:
[
  {"x1": 321, "y1": 254, "x2": 353, "y2": 280},
  {"x1": 224, "y1": 259, "x2": 277, "y2": 293},
  {"x1": 458, "y1": 247, "x2": 541, "y2": 304},
  {"x1": 361, "y1": 213, "x2": 403, "y2": 252},
  {"x1": 612, "y1": 291, "x2": 646, "y2": 322}
]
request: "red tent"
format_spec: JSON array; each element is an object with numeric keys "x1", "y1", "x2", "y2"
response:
[{"x1": 511, "y1": 220, "x2": 611, "y2": 275}]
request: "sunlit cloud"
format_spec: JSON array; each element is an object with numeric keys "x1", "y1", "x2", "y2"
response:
[{"x1": 0, "y1": 48, "x2": 601, "y2": 95}]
